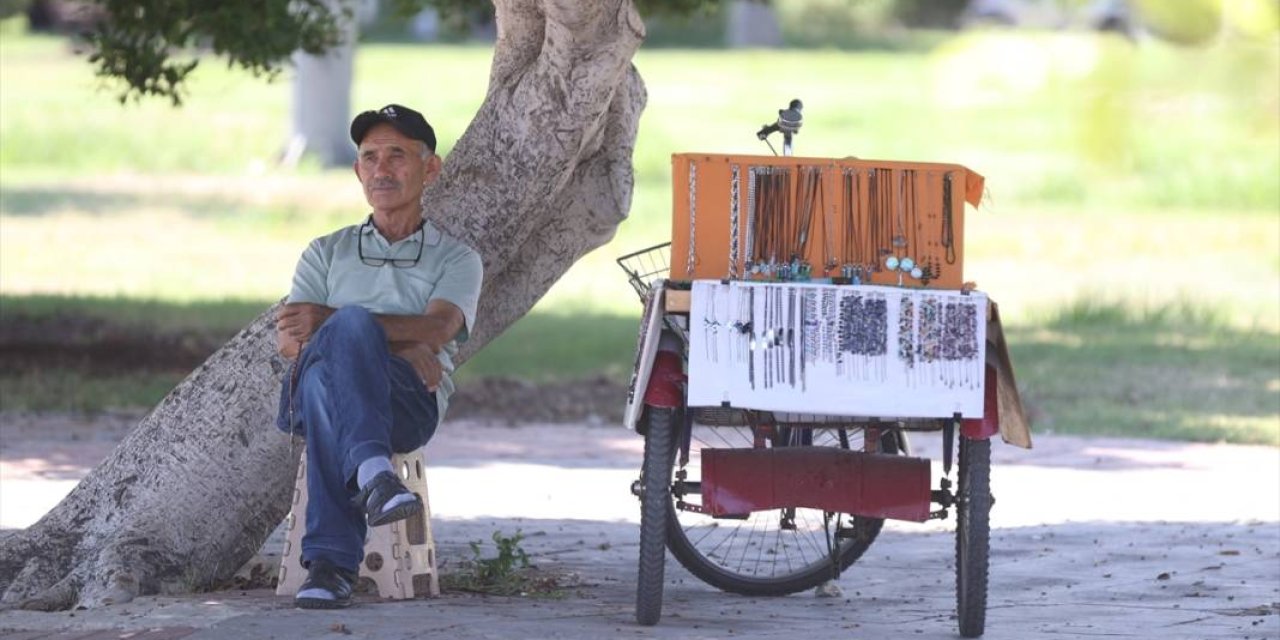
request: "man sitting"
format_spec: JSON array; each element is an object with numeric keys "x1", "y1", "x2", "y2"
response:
[{"x1": 275, "y1": 104, "x2": 483, "y2": 609}]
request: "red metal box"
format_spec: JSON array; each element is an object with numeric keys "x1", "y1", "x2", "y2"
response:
[{"x1": 701, "y1": 446, "x2": 932, "y2": 522}]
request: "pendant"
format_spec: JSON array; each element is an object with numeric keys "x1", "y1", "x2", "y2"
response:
[
  {"x1": 900, "y1": 257, "x2": 915, "y2": 271},
  {"x1": 885, "y1": 256, "x2": 899, "y2": 271}
]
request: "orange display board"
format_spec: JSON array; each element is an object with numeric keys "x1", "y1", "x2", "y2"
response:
[{"x1": 670, "y1": 154, "x2": 985, "y2": 290}]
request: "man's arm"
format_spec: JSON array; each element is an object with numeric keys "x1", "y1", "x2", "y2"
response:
[
  {"x1": 376, "y1": 299, "x2": 467, "y2": 351},
  {"x1": 275, "y1": 299, "x2": 465, "y2": 363},
  {"x1": 383, "y1": 300, "x2": 465, "y2": 392}
]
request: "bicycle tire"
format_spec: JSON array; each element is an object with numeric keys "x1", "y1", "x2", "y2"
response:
[
  {"x1": 956, "y1": 435, "x2": 992, "y2": 638},
  {"x1": 665, "y1": 425, "x2": 901, "y2": 596},
  {"x1": 636, "y1": 406, "x2": 676, "y2": 626}
]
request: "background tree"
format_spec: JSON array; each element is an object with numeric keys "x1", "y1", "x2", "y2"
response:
[
  {"x1": 0, "y1": 0, "x2": 701, "y2": 610},
  {"x1": 286, "y1": 0, "x2": 361, "y2": 168}
]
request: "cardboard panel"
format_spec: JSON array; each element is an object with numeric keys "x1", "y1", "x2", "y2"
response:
[{"x1": 671, "y1": 154, "x2": 985, "y2": 290}]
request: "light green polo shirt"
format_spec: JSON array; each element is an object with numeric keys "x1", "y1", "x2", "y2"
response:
[{"x1": 287, "y1": 216, "x2": 483, "y2": 419}]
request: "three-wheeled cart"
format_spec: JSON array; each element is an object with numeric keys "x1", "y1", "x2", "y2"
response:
[{"x1": 617, "y1": 106, "x2": 1030, "y2": 638}]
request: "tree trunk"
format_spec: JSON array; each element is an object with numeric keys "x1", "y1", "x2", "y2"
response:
[
  {"x1": 284, "y1": 0, "x2": 359, "y2": 168},
  {"x1": 725, "y1": 1, "x2": 782, "y2": 48},
  {"x1": 0, "y1": 0, "x2": 646, "y2": 610}
]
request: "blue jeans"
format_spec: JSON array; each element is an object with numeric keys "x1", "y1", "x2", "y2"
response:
[{"x1": 275, "y1": 306, "x2": 438, "y2": 572}]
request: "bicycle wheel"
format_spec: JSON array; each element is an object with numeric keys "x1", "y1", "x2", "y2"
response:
[
  {"x1": 665, "y1": 422, "x2": 901, "y2": 596},
  {"x1": 636, "y1": 406, "x2": 677, "y2": 626},
  {"x1": 955, "y1": 435, "x2": 992, "y2": 638}
]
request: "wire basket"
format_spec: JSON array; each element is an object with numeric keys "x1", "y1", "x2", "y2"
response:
[{"x1": 616, "y1": 242, "x2": 671, "y2": 303}]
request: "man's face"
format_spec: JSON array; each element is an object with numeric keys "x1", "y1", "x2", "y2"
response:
[{"x1": 354, "y1": 123, "x2": 441, "y2": 214}]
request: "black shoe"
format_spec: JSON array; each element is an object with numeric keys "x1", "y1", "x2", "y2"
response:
[
  {"x1": 295, "y1": 558, "x2": 357, "y2": 610},
  {"x1": 352, "y1": 470, "x2": 423, "y2": 527}
]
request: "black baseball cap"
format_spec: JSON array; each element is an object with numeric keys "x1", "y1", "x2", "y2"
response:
[{"x1": 350, "y1": 104, "x2": 437, "y2": 152}]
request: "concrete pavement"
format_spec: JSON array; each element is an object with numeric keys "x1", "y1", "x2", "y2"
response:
[{"x1": 1, "y1": 420, "x2": 1278, "y2": 639}]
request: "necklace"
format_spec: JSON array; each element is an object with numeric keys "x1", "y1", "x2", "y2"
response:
[
  {"x1": 923, "y1": 172, "x2": 940, "y2": 282},
  {"x1": 821, "y1": 170, "x2": 837, "y2": 274},
  {"x1": 759, "y1": 168, "x2": 787, "y2": 275},
  {"x1": 879, "y1": 168, "x2": 893, "y2": 271},
  {"x1": 868, "y1": 168, "x2": 880, "y2": 275},
  {"x1": 904, "y1": 169, "x2": 923, "y2": 281},
  {"x1": 887, "y1": 169, "x2": 907, "y2": 277},
  {"x1": 729, "y1": 164, "x2": 741, "y2": 279},
  {"x1": 686, "y1": 162, "x2": 698, "y2": 277},
  {"x1": 942, "y1": 171, "x2": 956, "y2": 265},
  {"x1": 795, "y1": 167, "x2": 821, "y2": 278},
  {"x1": 745, "y1": 167, "x2": 758, "y2": 274},
  {"x1": 840, "y1": 169, "x2": 857, "y2": 280}
]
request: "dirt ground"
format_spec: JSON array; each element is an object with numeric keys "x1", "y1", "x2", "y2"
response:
[{"x1": 1, "y1": 410, "x2": 1278, "y2": 639}]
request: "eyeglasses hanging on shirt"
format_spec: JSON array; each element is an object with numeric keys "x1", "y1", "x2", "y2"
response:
[{"x1": 359, "y1": 219, "x2": 425, "y2": 268}]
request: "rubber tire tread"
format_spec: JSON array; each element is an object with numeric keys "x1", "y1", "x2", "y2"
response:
[
  {"x1": 636, "y1": 406, "x2": 676, "y2": 626},
  {"x1": 665, "y1": 430, "x2": 900, "y2": 596},
  {"x1": 956, "y1": 435, "x2": 992, "y2": 638}
]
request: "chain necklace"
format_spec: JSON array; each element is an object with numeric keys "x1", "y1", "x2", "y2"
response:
[
  {"x1": 893, "y1": 168, "x2": 908, "y2": 253},
  {"x1": 867, "y1": 168, "x2": 879, "y2": 274},
  {"x1": 879, "y1": 168, "x2": 893, "y2": 268},
  {"x1": 821, "y1": 170, "x2": 837, "y2": 274},
  {"x1": 942, "y1": 171, "x2": 956, "y2": 265},
  {"x1": 840, "y1": 169, "x2": 858, "y2": 279},
  {"x1": 794, "y1": 166, "x2": 821, "y2": 277},
  {"x1": 687, "y1": 162, "x2": 698, "y2": 276},
  {"x1": 908, "y1": 169, "x2": 924, "y2": 280},
  {"x1": 745, "y1": 167, "x2": 758, "y2": 273},
  {"x1": 887, "y1": 168, "x2": 907, "y2": 278},
  {"x1": 729, "y1": 164, "x2": 741, "y2": 279},
  {"x1": 750, "y1": 168, "x2": 768, "y2": 274}
]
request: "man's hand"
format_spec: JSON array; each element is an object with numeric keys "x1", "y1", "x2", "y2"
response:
[
  {"x1": 391, "y1": 341, "x2": 443, "y2": 392},
  {"x1": 278, "y1": 303, "x2": 335, "y2": 342},
  {"x1": 276, "y1": 303, "x2": 335, "y2": 359}
]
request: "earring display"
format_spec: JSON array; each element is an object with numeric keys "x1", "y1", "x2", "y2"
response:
[
  {"x1": 670, "y1": 154, "x2": 985, "y2": 290},
  {"x1": 688, "y1": 280, "x2": 988, "y2": 418}
]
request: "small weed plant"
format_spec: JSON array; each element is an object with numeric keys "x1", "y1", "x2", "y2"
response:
[
  {"x1": 470, "y1": 529, "x2": 530, "y2": 584},
  {"x1": 442, "y1": 529, "x2": 566, "y2": 598}
]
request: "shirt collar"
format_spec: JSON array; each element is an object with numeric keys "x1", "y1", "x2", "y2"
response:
[{"x1": 356, "y1": 215, "x2": 442, "y2": 247}]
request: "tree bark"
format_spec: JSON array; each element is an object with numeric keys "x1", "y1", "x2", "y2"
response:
[{"x1": 0, "y1": 0, "x2": 646, "y2": 610}]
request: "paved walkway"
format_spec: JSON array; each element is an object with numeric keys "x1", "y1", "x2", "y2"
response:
[{"x1": 1, "y1": 419, "x2": 1278, "y2": 639}]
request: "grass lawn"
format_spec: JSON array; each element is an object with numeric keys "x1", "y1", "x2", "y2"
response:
[{"x1": 0, "y1": 28, "x2": 1276, "y2": 444}]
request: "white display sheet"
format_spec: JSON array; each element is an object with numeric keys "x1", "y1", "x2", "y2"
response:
[{"x1": 687, "y1": 280, "x2": 988, "y2": 419}]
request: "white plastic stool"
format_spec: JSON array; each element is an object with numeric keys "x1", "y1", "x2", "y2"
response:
[{"x1": 276, "y1": 446, "x2": 440, "y2": 599}]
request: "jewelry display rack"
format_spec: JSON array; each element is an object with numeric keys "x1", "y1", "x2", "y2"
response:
[{"x1": 671, "y1": 154, "x2": 985, "y2": 291}]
